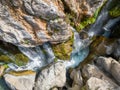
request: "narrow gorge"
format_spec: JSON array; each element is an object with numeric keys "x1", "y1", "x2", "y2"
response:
[{"x1": 0, "y1": 0, "x2": 120, "y2": 90}]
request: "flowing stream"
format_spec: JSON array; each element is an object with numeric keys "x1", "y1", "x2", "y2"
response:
[{"x1": 8, "y1": 43, "x2": 55, "y2": 71}]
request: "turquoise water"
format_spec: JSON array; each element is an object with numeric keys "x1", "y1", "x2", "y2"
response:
[{"x1": 0, "y1": 78, "x2": 10, "y2": 90}]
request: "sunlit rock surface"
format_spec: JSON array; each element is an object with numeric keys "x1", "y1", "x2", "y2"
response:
[
  {"x1": 34, "y1": 62, "x2": 66, "y2": 90},
  {"x1": 0, "y1": 0, "x2": 71, "y2": 47},
  {"x1": 4, "y1": 72, "x2": 36, "y2": 90},
  {"x1": 82, "y1": 64, "x2": 119, "y2": 87},
  {"x1": 86, "y1": 77, "x2": 119, "y2": 90}
]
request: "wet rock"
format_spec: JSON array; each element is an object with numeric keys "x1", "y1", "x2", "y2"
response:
[
  {"x1": 4, "y1": 72, "x2": 36, "y2": 90},
  {"x1": 34, "y1": 62, "x2": 66, "y2": 90},
  {"x1": 86, "y1": 77, "x2": 119, "y2": 90},
  {"x1": 96, "y1": 56, "x2": 120, "y2": 85},
  {"x1": 0, "y1": 78, "x2": 10, "y2": 90}
]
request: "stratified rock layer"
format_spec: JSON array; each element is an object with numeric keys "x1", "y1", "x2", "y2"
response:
[{"x1": 0, "y1": 0, "x2": 71, "y2": 47}]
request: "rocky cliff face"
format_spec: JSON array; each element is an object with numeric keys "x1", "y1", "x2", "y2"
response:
[
  {"x1": 0, "y1": 0, "x2": 71, "y2": 47},
  {"x1": 0, "y1": 0, "x2": 104, "y2": 47}
]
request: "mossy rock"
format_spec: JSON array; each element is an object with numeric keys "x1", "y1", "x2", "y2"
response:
[
  {"x1": 0, "y1": 54, "x2": 29, "y2": 66},
  {"x1": 9, "y1": 70, "x2": 35, "y2": 76},
  {"x1": 81, "y1": 85, "x2": 87, "y2": 90},
  {"x1": 0, "y1": 55, "x2": 13, "y2": 64},
  {"x1": 109, "y1": 0, "x2": 120, "y2": 17},
  {"x1": 14, "y1": 54, "x2": 29, "y2": 66},
  {"x1": 52, "y1": 34, "x2": 74, "y2": 60},
  {"x1": 0, "y1": 41, "x2": 29, "y2": 66},
  {"x1": 76, "y1": 0, "x2": 107, "y2": 32}
]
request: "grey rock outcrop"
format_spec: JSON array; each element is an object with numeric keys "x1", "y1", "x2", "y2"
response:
[
  {"x1": 86, "y1": 77, "x2": 120, "y2": 90},
  {"x1": 0, "y1": 0, "x2": 72, "y2": 47},
  {"x1": 4, "y1": 73, "x2": 36, "y2": 90},
  {"x1": 34, "y1": 62, "x2": 66, "y2": 90},
  {"x1": 82, "y1": 64, "x2": 119, "y2": 87},
  {"x1": 0, "y1": 0, "x2": 106, "y2": 47},
  {"x1": 96, "y1": 56, "x2": 120, "y2": 85}
]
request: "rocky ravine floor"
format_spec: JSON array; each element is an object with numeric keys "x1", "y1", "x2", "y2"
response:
[{"x1": 2, "y1": 56, "x2": 120, "y2": 90}]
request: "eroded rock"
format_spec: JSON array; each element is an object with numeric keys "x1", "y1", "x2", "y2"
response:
[
  {"x1": 86, "y1": 77, "x2": 119, "y2": 90},
  {"x1": 82, "y1": 64, "x2": 119, "y2": 87},
  {"x1": 34, "y1": 62, "x2": 66, "y2": 90},
  {"x1": 96, "y1": 56, "x2": 120, "y2": 85},
  {"x1": 64, "y1": 0, "x2": 105, "y2": 17},
  {"x1": 0, "y1": 0, "x2": 71, "y2": 47}
]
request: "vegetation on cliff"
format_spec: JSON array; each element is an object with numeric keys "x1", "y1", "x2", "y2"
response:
[
  {"x1": 0, "y1": 41, "x2": 29, "y2": 66},
  {"x1": 109, "y1": 0, "x2": 120, "y2": 17},
  {"x1": 52, "y1": 34, "x2": 74, "y2": 60}
]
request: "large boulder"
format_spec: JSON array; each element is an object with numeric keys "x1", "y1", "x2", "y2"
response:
[
  {"x1": 96, "y1": 56, "x2": 120, "y2": 85},
  {"x1": 0, "y1": 0, "x2": 107, "y2": 47},
  {"x1": 86, "y1": 77, "x2": 120, "y2": 90},
  {"x1": 0, "y1": 0, "x2": 72, "y2": 47},
  {"x1": 82, "y1": 64, "x2": 119, "y2": 87},
  {"x1": 34, "y1": 62, "x2": 66, "y2": 90},
  {"x1": 4, "y1": 72, "x2": 36, "y2": 90}
]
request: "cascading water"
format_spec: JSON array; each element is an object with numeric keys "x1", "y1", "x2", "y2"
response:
[
  {"x1": 64, "y1": 28, "x2": 91, "y2": 68},
  {"x1": 8, "y1": 43, "x2": 55, "y2": 71},
  {"x1": 7, "y1": 28, "x2": 92, "y2": 71}
]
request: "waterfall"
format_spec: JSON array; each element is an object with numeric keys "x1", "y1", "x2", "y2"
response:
[
  {"x1": 42, "y1": 43, "x2": 55, "y2": 63},
  {"x1": 8, "y1": 43, "x2": 55, "y2": 71}
]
